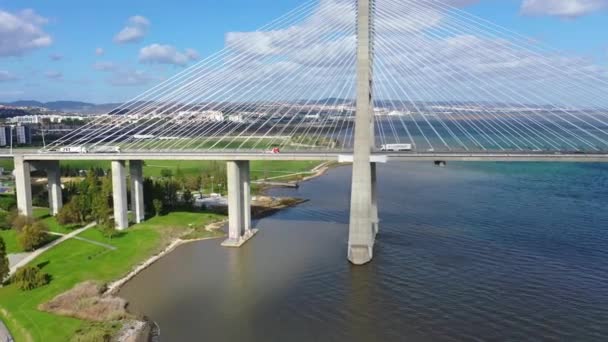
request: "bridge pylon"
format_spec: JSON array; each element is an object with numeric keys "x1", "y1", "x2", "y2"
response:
[{"x1": 348, "y1": 0, "x2": 377, "y2": 265}]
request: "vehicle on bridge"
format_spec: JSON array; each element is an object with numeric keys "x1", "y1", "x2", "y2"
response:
[
  {"x1": 90, "y1": 145, "x2": 122, "y2": 153},
  {"x1": 380, "y1": 144, "x2": 413, "y2": 152},
  {"x1": 58, "y1": 146, "x2": 89, "y2": 153},
  {"x1": 266, "y1": 147, "x2": 281, "y2": 154}
]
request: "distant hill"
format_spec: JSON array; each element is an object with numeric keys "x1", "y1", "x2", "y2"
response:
[{"x1": 1, "y1": 100, "x2": 123, "y2": 114}]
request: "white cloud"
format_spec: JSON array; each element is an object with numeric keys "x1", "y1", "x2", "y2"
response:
[
  {"x1": 93, "y1": 61, "x2": 118, "y2": 72},
  {"x1": 138, "y1": 44, "x2": 199, "y2": 66},
  {"x1": 95, "y1": 47, "x2": 105, "y2": 56},
  {"x1": 45, "y1": 70, "x2": 63, "y2": 80},
  {"x1": 0, "y1": 9, "x2": 52, "y2": 57},
  {"x1": 202, "y1": 0, "x2": 608, "y2": 106},
  {"x1": 521, "y1": 0, "x2": 608, "y2": 18},
  {"x1": 114, "y1": 15, "x2": 150, "y2": 44},
  {"x1": 0, "y1": 70, "x2": 18, "y2": 82}
]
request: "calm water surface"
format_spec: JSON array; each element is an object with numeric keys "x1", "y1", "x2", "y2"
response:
[{"x1": 119, "y1": 162, "x2": 608, "y2": 341}]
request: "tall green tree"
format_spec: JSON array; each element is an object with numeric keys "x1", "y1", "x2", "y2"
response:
[{"x1": 0, "y1": 237, "x2": 9, "y2": 282}]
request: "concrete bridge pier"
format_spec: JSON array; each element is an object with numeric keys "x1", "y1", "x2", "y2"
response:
[
  {"x1": 347, "y1": 0, "x2": 376, "y2": 265},
  {"x1": 112, "y1": 160, "x2": 129, "y2": 230},
  {"x1": 371, "y1": 162, "x2": 379, "y2": 237},
  {"x1": 222, "y1": 160, "x2": 257, "y2": 247},
  {"x1": 46, "y1": 160, "x2": 63, "y2": 216},
  {"x1": 130, "y1": 160, "x2": 145, "y2": 224},
  {"x1": 14, "y1": 156, "x2": 33, "y2": 217}
]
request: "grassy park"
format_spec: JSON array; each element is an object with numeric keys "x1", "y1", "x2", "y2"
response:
[
  {"x1": 0, "y1": 154, "x2": 326, "y2": 341},
  {"x1": 0, "y1": 211, "x2": 225, "y2": 342},
  {"x1": 0, "y1": 159, "x2": 322, "y2": 181}
]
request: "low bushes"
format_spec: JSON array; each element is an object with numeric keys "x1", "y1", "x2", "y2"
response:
[
  {"x1": 17, "y1": 221, "x2": 49, "y2": 251},
  {"x1": 40, "y1": 281, "x2": 129, "y2": 322},
  {"x1": 12, "y1": 266, "x2": 50, "y2": 290}
]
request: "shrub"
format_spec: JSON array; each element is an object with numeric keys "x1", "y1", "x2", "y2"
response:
[
  {"x1": 0, "y1": 237, "x2": 9, "y2": 282},
  {"x1": 40, "y1": 281, "x2": 128, "y2": 322},
  {"x1": 153, "y1": 199, "x2": 163, "y2": 216},
  {"x1": 18, "y1": 221, "x2": 49, "y2": 251},
  {"x1": 0, "y1": 211, "x2": 10, "y2": 230},
  {"x1": 12, "y1": 214, "x2": 35, "y2": 232},
  {"x1": 0, "y1": 195, "x2": 16, "y2": 211},
  {"x1": 57, "y1": 200, "x2": 81, "y2": 225},
  {"x1": 12, "y1": 266, "x2": 50, "y2": 290},
  {"x1": 100, "y1": 221, "x2": 118, "y2": 240},
  {"x1": 182, "y1": 189, "x2": 194, "y2": 209}
]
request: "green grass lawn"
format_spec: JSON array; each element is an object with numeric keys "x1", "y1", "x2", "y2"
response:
[
  {"x1": 0, "y1": 211, "x2": 225, "y2": 342},
  {"x1": 0, "y1": 159, "x2": 323, "y2": 181},
  {"x1": 34, "y1": 208, "x2": 80, "y2": 234},
  {"x1": 0, "y1": 208, "x2": 71, "y2": 254},
  {"x1": 0, "y1": 229, "x2": 19, "y2": 254}
]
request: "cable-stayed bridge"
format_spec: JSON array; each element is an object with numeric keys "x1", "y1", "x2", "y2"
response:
[{"x1": 9, "y1": 0, "x2": 608, "y2": 264}]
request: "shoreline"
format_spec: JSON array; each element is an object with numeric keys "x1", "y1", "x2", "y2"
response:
[{"x1": 106, "y1": 162, "x2": 334, "y2": 295}]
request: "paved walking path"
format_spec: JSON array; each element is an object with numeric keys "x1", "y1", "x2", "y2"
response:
[
  {"x1": 7, "y1": 253, "x2": 30, "y2": 270},
  {"x1": 0, "y1": 319, "x2": 13, "y2": 342},
  {"x1": 8, "y1": 222, "x2": 96, "y2": 277}
]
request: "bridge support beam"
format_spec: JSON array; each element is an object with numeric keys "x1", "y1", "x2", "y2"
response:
[
  {"x1": 112, "y1": 160, "x2": 129, "y2": 230},
  {"x1": 222, "y1": 160, "x2": 257, "y2": 247},
  {"x1": 348, "y1": 0, "x2": 376, "y2": 265},
  {"x1": 14, "y1": 156, "x2": 33, "y2": 218},
  {"x1": 46, "y1": 160, "x2": 63, "y2": 216},
  {"x1": 129, "y1": 160, "x2": 145, "y2": 224}
]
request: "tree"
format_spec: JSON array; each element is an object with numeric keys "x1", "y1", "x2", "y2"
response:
[
  {"x1": 57, "y1": 200, "x2": 81, "y2": 225},
  {"x1": 91, "y1": 195, "x2": 111, "y2": 226},
  {"x1": 153, "y1": 199, "x2": 163, "y2": 216},
  {"x1": 12, "y1": 266, "x2": 50, "y2": 290},
  {"x1": 100, "y1": 174, "x2": 113, "y2": 199},
  {"x1": 0, "y1": 237, "x2": 9, "y2": 282},
  {"x1": 100, "y1": 221, "x2": 118, "y2": 240},
  {"x1": 18, "y1": 221, "x2": 49, "y2": 251},
  {"x1": 12, "y1": 214, "x2": 34, "y2": 232},
  {"x1": 182, "y1": 189, "x2": 194, "y2": 209},
  {"x1": 176, "y1": 167, "x2": 186, "y2": 189}
]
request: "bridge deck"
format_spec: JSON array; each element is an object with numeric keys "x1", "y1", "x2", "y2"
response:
[{"x1": 0, "y1": 151, "x2": 606, "y2": 163}]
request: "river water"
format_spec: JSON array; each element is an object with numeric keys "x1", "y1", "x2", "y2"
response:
[{"x1": 119, "y1": 162, "x2": 608, "y2": 341}]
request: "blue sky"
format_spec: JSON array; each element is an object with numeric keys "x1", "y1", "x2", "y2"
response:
[{"x1": 0, "y1": 0, "x2": 606, "y2": 103}]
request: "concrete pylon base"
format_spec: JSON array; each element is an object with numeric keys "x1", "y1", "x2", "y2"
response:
[
  {"x1": 221, "y1": 229, "x2": 259, "y2": 247},
  {"x1": 348, "y1": 244, "x2": 373, "y2": 265}
]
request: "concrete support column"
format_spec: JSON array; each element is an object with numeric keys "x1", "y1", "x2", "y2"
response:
[
  {"x1": 14, "y1": 156, "x2": 33, "y2": 218},
  {"x1": 46, "y1": 160, "x2": 63, "y2": 216},
  {"x1": 371, "y1": 162, "x2": 379, "y2": 237},
  {"x1": 129, "y1": 160, "x2": 145, "y2": 224},
  {"x1": 348, "y1": 0, "x2": 376, "y2": 265},
  {"x1": 222, "y1": 160, "x2": 257, "y2": 247},
  {"x1": 241, "y1": 161, "x2": 252, "y2": 236},
  {"x1": 112, "y1": 160, "x2": 129, "y2": 230}
]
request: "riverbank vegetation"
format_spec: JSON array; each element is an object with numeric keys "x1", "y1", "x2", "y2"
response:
[
  {"x1": 0, "y1": 160, "x2": 322, "y2": 341},
  {"x1": 0, "y1": 210, "x2": 226, "y2": 342}
]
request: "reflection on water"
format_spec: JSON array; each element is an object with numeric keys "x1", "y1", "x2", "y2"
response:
[{"x1": 119, "y1": 162, "x2": 608, "y2": 341}]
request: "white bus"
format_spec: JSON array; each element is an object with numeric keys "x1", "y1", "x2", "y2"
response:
[
  {"x1": 380, "y1": 143, "x2": 413, "y2": 152},
  {"x1": 59, "y1": 146, "x2": 89, "y2": 153},
  {"x1": 90, "y1": 146, "x2": 121, "y2": 153}
]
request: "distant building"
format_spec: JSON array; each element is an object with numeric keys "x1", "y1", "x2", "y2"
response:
[
  {"x1": 16, "y1": 125, "x2": 32, "y2": 145},
  {"x1": 0, "y1": 126, "x2": 10, "y2": 146},
  {"x1": 202, "y1": 111, "x2": 224, "y2": 122},
  {"x1": 228, "y1": 114, "x2": 245, "y2": 123}
]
